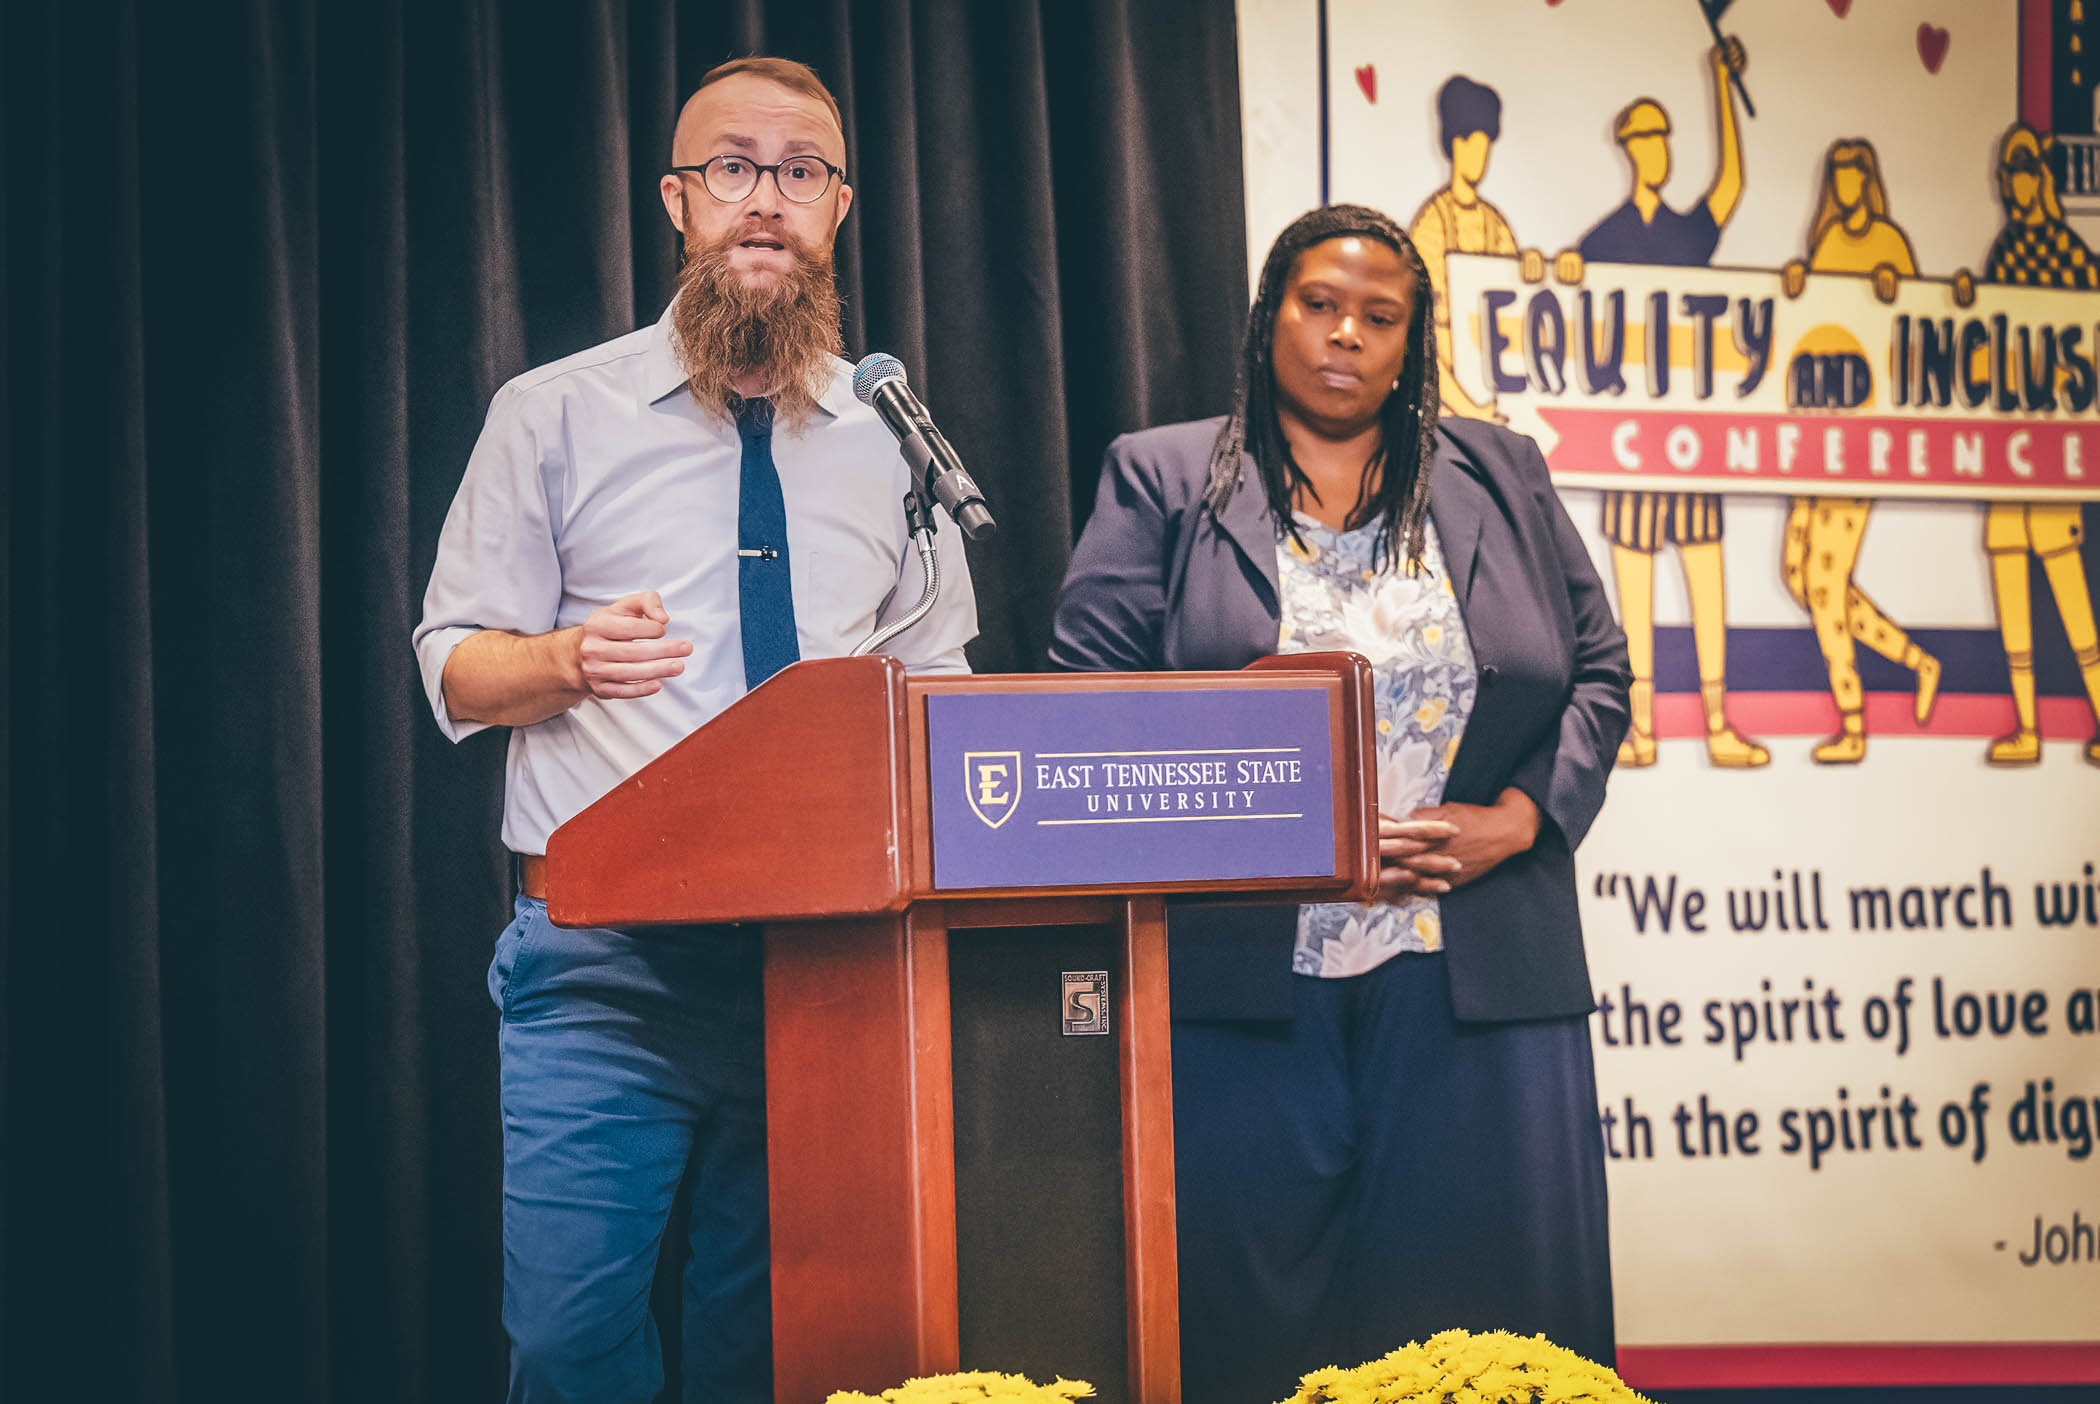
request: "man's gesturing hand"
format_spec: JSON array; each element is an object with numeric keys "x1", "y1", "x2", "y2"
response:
[{"x1": 576, "y1": 591, "x2": 692, "y2": 699}]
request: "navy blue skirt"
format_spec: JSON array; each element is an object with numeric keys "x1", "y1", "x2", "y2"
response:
[{"x1": 1172, "y1": 948, "x2": 1613, "y2": 1404}]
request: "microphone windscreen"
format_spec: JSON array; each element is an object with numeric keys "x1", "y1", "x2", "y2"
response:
[{"x1": 852, "y1": 352, "x2": 908, "y2": 405}]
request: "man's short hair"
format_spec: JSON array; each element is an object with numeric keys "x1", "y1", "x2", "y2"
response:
[
  {"x1": 1613, "y1": 98, "x2": 1671, "y2": 142},
  {"x1": 1436, "y1": 75, "x2": 1502, "y2": 153},
  {"x1": 695, "y1": 56, "x2": 844, "y2": 141}
]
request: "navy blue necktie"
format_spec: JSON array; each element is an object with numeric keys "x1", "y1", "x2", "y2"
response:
[{"x1": 732, "y1": 396, "x2": 800, "y2": 688}]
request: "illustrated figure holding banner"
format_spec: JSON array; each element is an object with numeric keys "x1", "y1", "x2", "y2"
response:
[
  {"x1": 1975, "y1": 121, "x2": 2100, "y2": 767},
  {"x1": 1408, "y1": 74, "x2": 1582, "y2": 422},
  {"x1": 1575, "y1": 37, "x2": 1767, "y2": 769},
  {"x1": 1778, "y1": 139, "x2": 1941, "y2": 763}
]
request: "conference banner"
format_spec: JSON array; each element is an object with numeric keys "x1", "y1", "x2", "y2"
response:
[
  {"x1": 1236, "y1": 0, "x2": 2100, "y2": 1386},
  {"x1": 1445, "y1": 255, "x2": 2100, "y2": 503}
]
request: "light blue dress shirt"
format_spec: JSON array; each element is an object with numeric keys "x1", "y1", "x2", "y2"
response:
[{"x1": 414, "y1": 302, "x2": 978, "y2": 854}]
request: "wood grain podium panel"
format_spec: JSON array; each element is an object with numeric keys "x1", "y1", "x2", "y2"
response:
[
  {"x1": 1117, "y1": 897, "x2": 1179, "y2": 1404},
  {"x1": 765, "y1": 911, "x2": 959, "y2": 1403},
  {"x1": 547, "y1": 657, "x2": 912, "y2": 928}
]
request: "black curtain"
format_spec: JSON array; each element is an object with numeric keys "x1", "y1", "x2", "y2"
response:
[{"x1": 0, "y1": 2, "x2": 1246, "y2": 1398}]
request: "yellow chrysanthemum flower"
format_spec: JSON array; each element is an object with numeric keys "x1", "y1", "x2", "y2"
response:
[
  {"x1": 1414, "y1": 698, "x2": 1446, "y2": 729},
  {"x1": 827, "y1": 1372, "x2": 1096, "y2": 1404},
  {"x1": 1274, "y1": 1328, "x2": 1653, "y2": 1404},
  {"x1": 1423, "y1": 625, "x2": 1443, "y2": 646},
  {"x1": 1414, "y1": 910, "x2": 1442, "y2": 950}
]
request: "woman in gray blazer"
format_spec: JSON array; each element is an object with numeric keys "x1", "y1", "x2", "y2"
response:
[{"x1": 1050, "y1": 205, "x2": 1632, "y2": 1400}]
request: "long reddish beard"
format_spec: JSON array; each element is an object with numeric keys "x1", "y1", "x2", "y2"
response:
[{"x1": 671, "y1": 222, "x2": 843, "y2": 433}]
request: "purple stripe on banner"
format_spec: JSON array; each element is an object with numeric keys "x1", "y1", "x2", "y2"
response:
[
  {"x1": 1645, "y1": 691, "x2": 2092, "y2": 741},
  {"x1": 1650, "y1": 626, "x2": 2094, "y2": 697}
]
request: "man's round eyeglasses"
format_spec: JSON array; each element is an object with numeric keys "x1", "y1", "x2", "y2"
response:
[{"x1": 670, "y1": 155, "x2": 843, "y2": 205}]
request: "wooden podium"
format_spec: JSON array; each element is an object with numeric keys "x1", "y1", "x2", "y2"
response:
[{"x1": 542, "y1": 653, "x2": 1378, "y2": 1404}]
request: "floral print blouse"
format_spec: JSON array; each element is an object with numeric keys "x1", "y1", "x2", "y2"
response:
[{"x1": 1276, "y1": 513, "x2": 1478, "y2": 978}]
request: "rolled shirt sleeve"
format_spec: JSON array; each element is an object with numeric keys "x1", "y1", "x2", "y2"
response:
[{"x1": 411, "y1": 383, "x2": 566, "y2": 742}]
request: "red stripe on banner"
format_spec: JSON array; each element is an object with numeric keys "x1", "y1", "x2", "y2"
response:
[
  {"x1": 1536, "y1": 408, "x2": 2100, "y2": 500},
  {"x1": 1648, "y1": 691, "x2": 2094, "y2": 741},
  {"x1": 1617, "y1": 1342, "x2": 2100, "y2": 1388}
]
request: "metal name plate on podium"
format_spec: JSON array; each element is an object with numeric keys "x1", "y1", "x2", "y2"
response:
[{"x1": 926, "y1": 687, "x2": 1338, "y2": 891}]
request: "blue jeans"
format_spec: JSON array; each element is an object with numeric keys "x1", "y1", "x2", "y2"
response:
[{"x1": 491, "y1": 896, "x2": 771, "y2": 1403}]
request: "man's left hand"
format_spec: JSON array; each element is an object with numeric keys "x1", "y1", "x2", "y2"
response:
[{"x1": 1396, "y1": 788, "x2": 1541, "y2": 889}]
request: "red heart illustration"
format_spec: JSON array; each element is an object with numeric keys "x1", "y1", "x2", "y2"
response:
[
  {"x1": 1825, "y1": 0, "x2": 1851, "y2": 16},
  {"x1": 1355, "y1": 64, "x2": 1376, "y2": 103},
  {"x1": 1917, "y1": 22, "x2": 1949, "y2": 73}
]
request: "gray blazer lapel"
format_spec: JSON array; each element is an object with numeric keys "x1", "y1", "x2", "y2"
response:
[
  {"x1": 1163, "y1": 451, "x2": 1284, "y2": 670},
  {"x1": 1427, "y1": 452, "x2": 1486, "y2": 606},
  {"x1": 1210, "y1": 447, "x2": 1486, "y2": 609},
  {"x1": 1209, "y1": 453, "x2": 1281, "y2": 604}
]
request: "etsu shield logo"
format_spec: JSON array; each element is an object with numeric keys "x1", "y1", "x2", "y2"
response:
[{"x1": 963, "y1": 751, "x2": 1022, "y2": 829}]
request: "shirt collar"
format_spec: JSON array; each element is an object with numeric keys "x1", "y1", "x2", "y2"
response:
[
  {"x1": 814, "y1": 359, "x2": 856, "y2": 420},
  {"x1": 640, "y1": 296, "x2": 856, "y2": 422},
  {"x1": 641, "y1": 299, "x2": 690, "y2": 406}
]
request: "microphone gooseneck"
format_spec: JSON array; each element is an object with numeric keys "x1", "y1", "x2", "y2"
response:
[{"x1": 850, "y1": 492, "x2": 943, "y2": 658}]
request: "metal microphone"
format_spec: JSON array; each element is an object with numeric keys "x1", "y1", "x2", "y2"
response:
[{"x1": 852, "y1": 353, "x2": 996, "y2": 540}]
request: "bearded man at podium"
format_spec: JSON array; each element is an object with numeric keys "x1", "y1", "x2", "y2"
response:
[{"x1": 411, "y1": 56, "x2": 976, "y2": 1404}]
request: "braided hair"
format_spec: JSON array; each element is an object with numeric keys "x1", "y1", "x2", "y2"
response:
[{"x1": 1203, "y1": 204, "x2": 1440, "y2": 572}]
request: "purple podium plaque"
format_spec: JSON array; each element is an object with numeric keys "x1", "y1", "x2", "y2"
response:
[{"x1": 926, "y1": 686, "x2": 1336, "y2": 891}]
